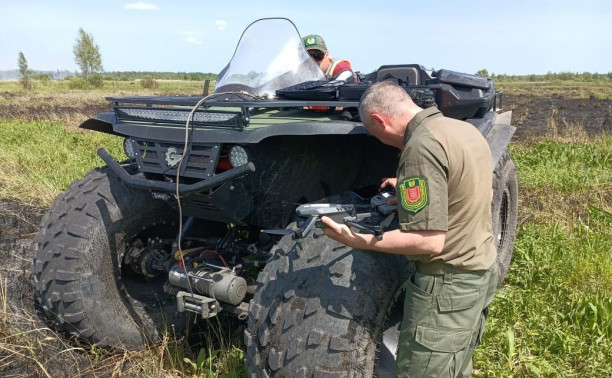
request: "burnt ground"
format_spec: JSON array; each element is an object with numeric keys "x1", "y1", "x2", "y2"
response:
[
  {"x1": 0, "y1": 93, "x2": 610, "y2": 376},
  {"x1": 504, "y1": 93, "x2": 612, "y2": 139}
]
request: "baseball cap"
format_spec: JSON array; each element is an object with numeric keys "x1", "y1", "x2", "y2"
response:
[{"x1": 302, "y1": 34, "x2": 327, "y2": 53}]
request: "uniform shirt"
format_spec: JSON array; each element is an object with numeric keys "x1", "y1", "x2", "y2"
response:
[{"x1": 397, "y1": 106, "x2": 496, "y2": 271}]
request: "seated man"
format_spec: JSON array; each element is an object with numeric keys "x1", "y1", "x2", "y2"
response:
[{"x1": 302, "y1": 34, "x2": 357, "y2": 83}]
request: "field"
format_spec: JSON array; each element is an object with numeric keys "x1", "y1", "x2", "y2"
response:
[{"x1": 0, "y1": 79, "x2": 610, "y2": 377}]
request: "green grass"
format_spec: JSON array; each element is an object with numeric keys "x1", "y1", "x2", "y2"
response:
[
  {"x1": 511, "y1": 138, "x2": 611, "y2": 192},
  {"x1": 475, "y1": 218, "x2": 612, "y2": 377},
  {"x1": 474, "y1": 137, "x2": 612, "y2": 377},
  {"x1": 0, "y1": 120, "x2": 124, "y2": 206}
]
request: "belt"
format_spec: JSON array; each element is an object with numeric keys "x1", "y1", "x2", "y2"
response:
[{"x1": 415, "y1": 261, "x2": 472, "y2": 275}]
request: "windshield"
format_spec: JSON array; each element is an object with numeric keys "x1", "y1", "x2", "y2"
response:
[{"x1": 214, "y1": 18, "x2": 326, "y2": 97}]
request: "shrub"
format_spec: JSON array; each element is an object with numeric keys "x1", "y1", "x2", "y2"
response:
[
  {"x1": 87, "y1": 73, "x2": 104, "y2": 88},
  {"x1": 33, "y1": 74, "x2": 52, "y2": 86},
  {"x1": 19, "y1": 77, "x2": 33, "y2": 90},
  {"x1": 67, "y1": 76, "x2": 89, "y2": 89},
  {"x1": 140, "y1": 76, "x2": 159, "y2": 89}
]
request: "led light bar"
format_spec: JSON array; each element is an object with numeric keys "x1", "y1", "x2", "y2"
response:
[{"x1": 115, "y1": 107, "x2": 246, "y2": 128}]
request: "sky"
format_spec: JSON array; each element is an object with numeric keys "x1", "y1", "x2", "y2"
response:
[{"x1": 1, "y1": 0, "x2": 611, "y2": 76}]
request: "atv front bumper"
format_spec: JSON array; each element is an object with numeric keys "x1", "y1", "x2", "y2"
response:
[{"x1": 97, "y1": 148, "x2": 256, "y2": 194}]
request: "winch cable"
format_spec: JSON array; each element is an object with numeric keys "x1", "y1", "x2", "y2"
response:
[{"x1": 174, "y1": 90, "x2": 259, "y2": 312}]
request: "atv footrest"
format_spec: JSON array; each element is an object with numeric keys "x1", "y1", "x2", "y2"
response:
[{"x1": 176, "y1": 291, "x2": 219, "y2": 318}]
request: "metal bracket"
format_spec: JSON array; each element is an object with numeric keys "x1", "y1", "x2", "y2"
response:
[{"x1": 176, "y1": 291, "x2": 219, "y2": 318}]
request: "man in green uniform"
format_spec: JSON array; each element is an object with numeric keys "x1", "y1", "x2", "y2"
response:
[{"x1": 321, "y1": 80, "x2": 498, "y2": 377}]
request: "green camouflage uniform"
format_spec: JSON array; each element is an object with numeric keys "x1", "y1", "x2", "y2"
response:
[{"x1": 395, "y1": 106, "x2": 498, "y2": 377}]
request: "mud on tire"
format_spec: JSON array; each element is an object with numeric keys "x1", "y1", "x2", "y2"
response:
[
  {"x1": 245, "y1": 220, "x2": 409, "y2": 376},
  {"x1": 33, "y1": 166, "x2": 186, "y2": 349}
]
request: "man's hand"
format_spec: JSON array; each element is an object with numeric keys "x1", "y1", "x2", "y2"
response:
[
  {"x1": 320, "y1": 216, "x2": 368, "y2": 250},
  {"x1": 381, "y1": 177, "x2": 398, "y2": 205},
  {"x1": 381, "y1": 177, "x2": 397, "y2": 189},
  {"x1": 320, "y1": 214, "x2": 446, "y2": 256}
]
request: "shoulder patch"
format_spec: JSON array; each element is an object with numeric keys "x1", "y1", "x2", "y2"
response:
[{"x1": 399, "y1": 177, "x2": 428, "y2": 214}]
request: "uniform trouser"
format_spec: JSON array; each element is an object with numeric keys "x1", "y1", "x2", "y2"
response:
[{"x1": 396, "y1": 263, "x2": 498, "y2": 377}]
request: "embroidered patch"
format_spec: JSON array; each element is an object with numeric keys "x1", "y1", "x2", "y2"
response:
[
  {"x1": 399, "y1": 177, "x2": 428, "y2": 213},
  {"x1": 305, "y1": 37, "x2": 317, "y2": 47}
]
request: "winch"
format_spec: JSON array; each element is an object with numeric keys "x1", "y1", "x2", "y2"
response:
[{"x1": 168, "y1": 264, "x2": 247, "y2": 306}]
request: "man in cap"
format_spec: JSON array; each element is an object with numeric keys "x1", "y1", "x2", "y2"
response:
[{"x1": 302, "y1": 34, "x2": 357, "y2": 82}]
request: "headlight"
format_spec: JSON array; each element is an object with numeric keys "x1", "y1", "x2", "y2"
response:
[
  {"x1": 123, "y1": 138, "x2": 137, "y2": 159},
  {"x1": 229, "y1": 145, "x2": 248, "y2": 167}
]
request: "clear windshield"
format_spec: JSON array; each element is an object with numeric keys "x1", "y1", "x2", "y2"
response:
[{"x1": 214, "y1": 18, "x2": 326, "y2": 97}]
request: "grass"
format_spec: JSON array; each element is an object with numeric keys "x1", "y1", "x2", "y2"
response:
[
  {"x1": 496, "y1": 81, "x2": 612, "y2": 100},
  {"x1": 473, "y1": 135, "x2": 612, "y2": 377},
  {"x1": 0, "y1": 279, "x2": 246, "y2": 377},
  {"x1": 0, "y1": 120, "x2": 124, "y2": 207},
  {"x1": 0, "y1": 79, "x2": 611, "y2": 376},
  {"x1": 0, "y1": 78, "x2": 208, "y2": 95}
]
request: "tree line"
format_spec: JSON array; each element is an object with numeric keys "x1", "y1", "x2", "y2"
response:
[
  {"x1": 476, "y1": 69, "x2": 612, "y2": 82},
  {"x1": 16, "y1": 28, "x2": 216, "y2": 90},
  {"x1": 15, "y1": 29, "x2": 612, "y2": 91}
]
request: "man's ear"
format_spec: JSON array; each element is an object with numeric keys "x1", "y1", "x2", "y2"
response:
[{"x1": 370, "y1": 113, "x2": 387, "y2": 130}]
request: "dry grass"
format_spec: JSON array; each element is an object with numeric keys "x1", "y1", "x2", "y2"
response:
[
  {"x1": 546, "y1": 112, "x2": 592, "y2": 142},
  {"x1": 0, "y1": 91, "x2": 110, "y2": 131},
  {"x1": 0, "y1": 159, "x2": 61, "y2": 209},
  {"x1": 0, "y1": 80, "x2": 206, "y2": 131},
  {"x1": 0, "y1": 272, "x2": 203, "y2": 377},
  {"x1": 497, "y1": 81, "x2": 612, "y2": 99}
]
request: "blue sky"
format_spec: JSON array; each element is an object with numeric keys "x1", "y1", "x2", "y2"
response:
[{"x1": 1, "y1": 0, "x2": 610, "y2": 76}]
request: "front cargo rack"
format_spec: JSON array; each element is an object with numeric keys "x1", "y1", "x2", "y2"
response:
[{"x1": 106, "y1": 95, "x2": 363, "y2": 128}]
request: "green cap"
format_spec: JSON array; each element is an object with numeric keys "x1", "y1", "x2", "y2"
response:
[{"x1": 302, "y1": 34, "x2": 327, "y2": 53}]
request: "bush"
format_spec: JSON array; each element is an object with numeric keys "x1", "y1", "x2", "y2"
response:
[
  {"x1": 65, "y1": 74, "x2": 104, "y2": 89},
  {"x1": 87, "y1": 73, "x2": 104, "y2": 88},
  {"x1": 33, "y1": 74, "x2": 51, "y2": 86},
  {"x1": 140, "y1": 76, "x2": 159, "y2": 89},
  {"x1": 19, "y1": 77, "x2": 33, "y2": 90},
  {"x1": 67, "y1": 76, "x2": 89, "y2": 89}
]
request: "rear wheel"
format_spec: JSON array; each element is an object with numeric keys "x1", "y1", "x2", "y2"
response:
[
  {"x1": 491, "y1": 150, "x2": 519, "y2": 286},
  {"x1": 245, "y1": 217, "x2": 409, "y2": 376},
  {"x1": 33, "y1": 166, "x2": 186, "y2": 349}
]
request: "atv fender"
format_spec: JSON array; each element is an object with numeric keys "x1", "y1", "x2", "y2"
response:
[
  {"x1": 484, "y1": 111, "x2": 516, "y2": 171},
  {"x1": 79, "y1": 112, "x2": 120, "y2": 136}
]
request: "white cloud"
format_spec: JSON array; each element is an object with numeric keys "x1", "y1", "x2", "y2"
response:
[
  {"x1": 186, "y1": 36, "x2": 202, "y2": 45},
  {"x1": 124, "y1": 2, "x2": 158, "y2": 10},
  {"x1": 215, "y1": 20, "x2": 227, "y2": 31}
]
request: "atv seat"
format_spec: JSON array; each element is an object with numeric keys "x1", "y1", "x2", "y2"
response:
[{"x1": 375, "y1": 64, "x2": 430, "y2": 86}]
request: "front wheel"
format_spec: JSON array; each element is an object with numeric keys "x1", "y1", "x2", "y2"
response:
[
  {"x1": 33, "y1": 166, "x2": 187, "y2": 350},
  {"x1": 245, "y1": 222, "x2": 409, "y2": 376}
]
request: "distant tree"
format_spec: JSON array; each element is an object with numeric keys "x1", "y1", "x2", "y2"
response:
[
  {"x1": 476, "y1": 68, "x2": 489, "y2": 77},
  {"x1": 17, "y1": 51, "x2": 33, "y2": 90},
  {"x1": 73, "y1": 28, "x2": 103, "y2": 80}
]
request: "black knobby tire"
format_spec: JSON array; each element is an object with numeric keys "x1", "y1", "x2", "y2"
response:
[
  {"x1": 33, "y1": 166, "x2": 186, "y2": 350},
  {"x1": 491, "y1": 150, "x2": 519, "y2": 286},
  {"x1": 245, "y1": 223, "x2": 408, "y2": 377}
]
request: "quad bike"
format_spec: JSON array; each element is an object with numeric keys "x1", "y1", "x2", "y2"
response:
[{"x1": 32, "y1": 18, "x2": 518, "y2": 376}]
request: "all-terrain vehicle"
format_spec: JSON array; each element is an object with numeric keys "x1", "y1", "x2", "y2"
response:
[{"x1": 32, "y1": 18, "x2": 518, "y2": 376}]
